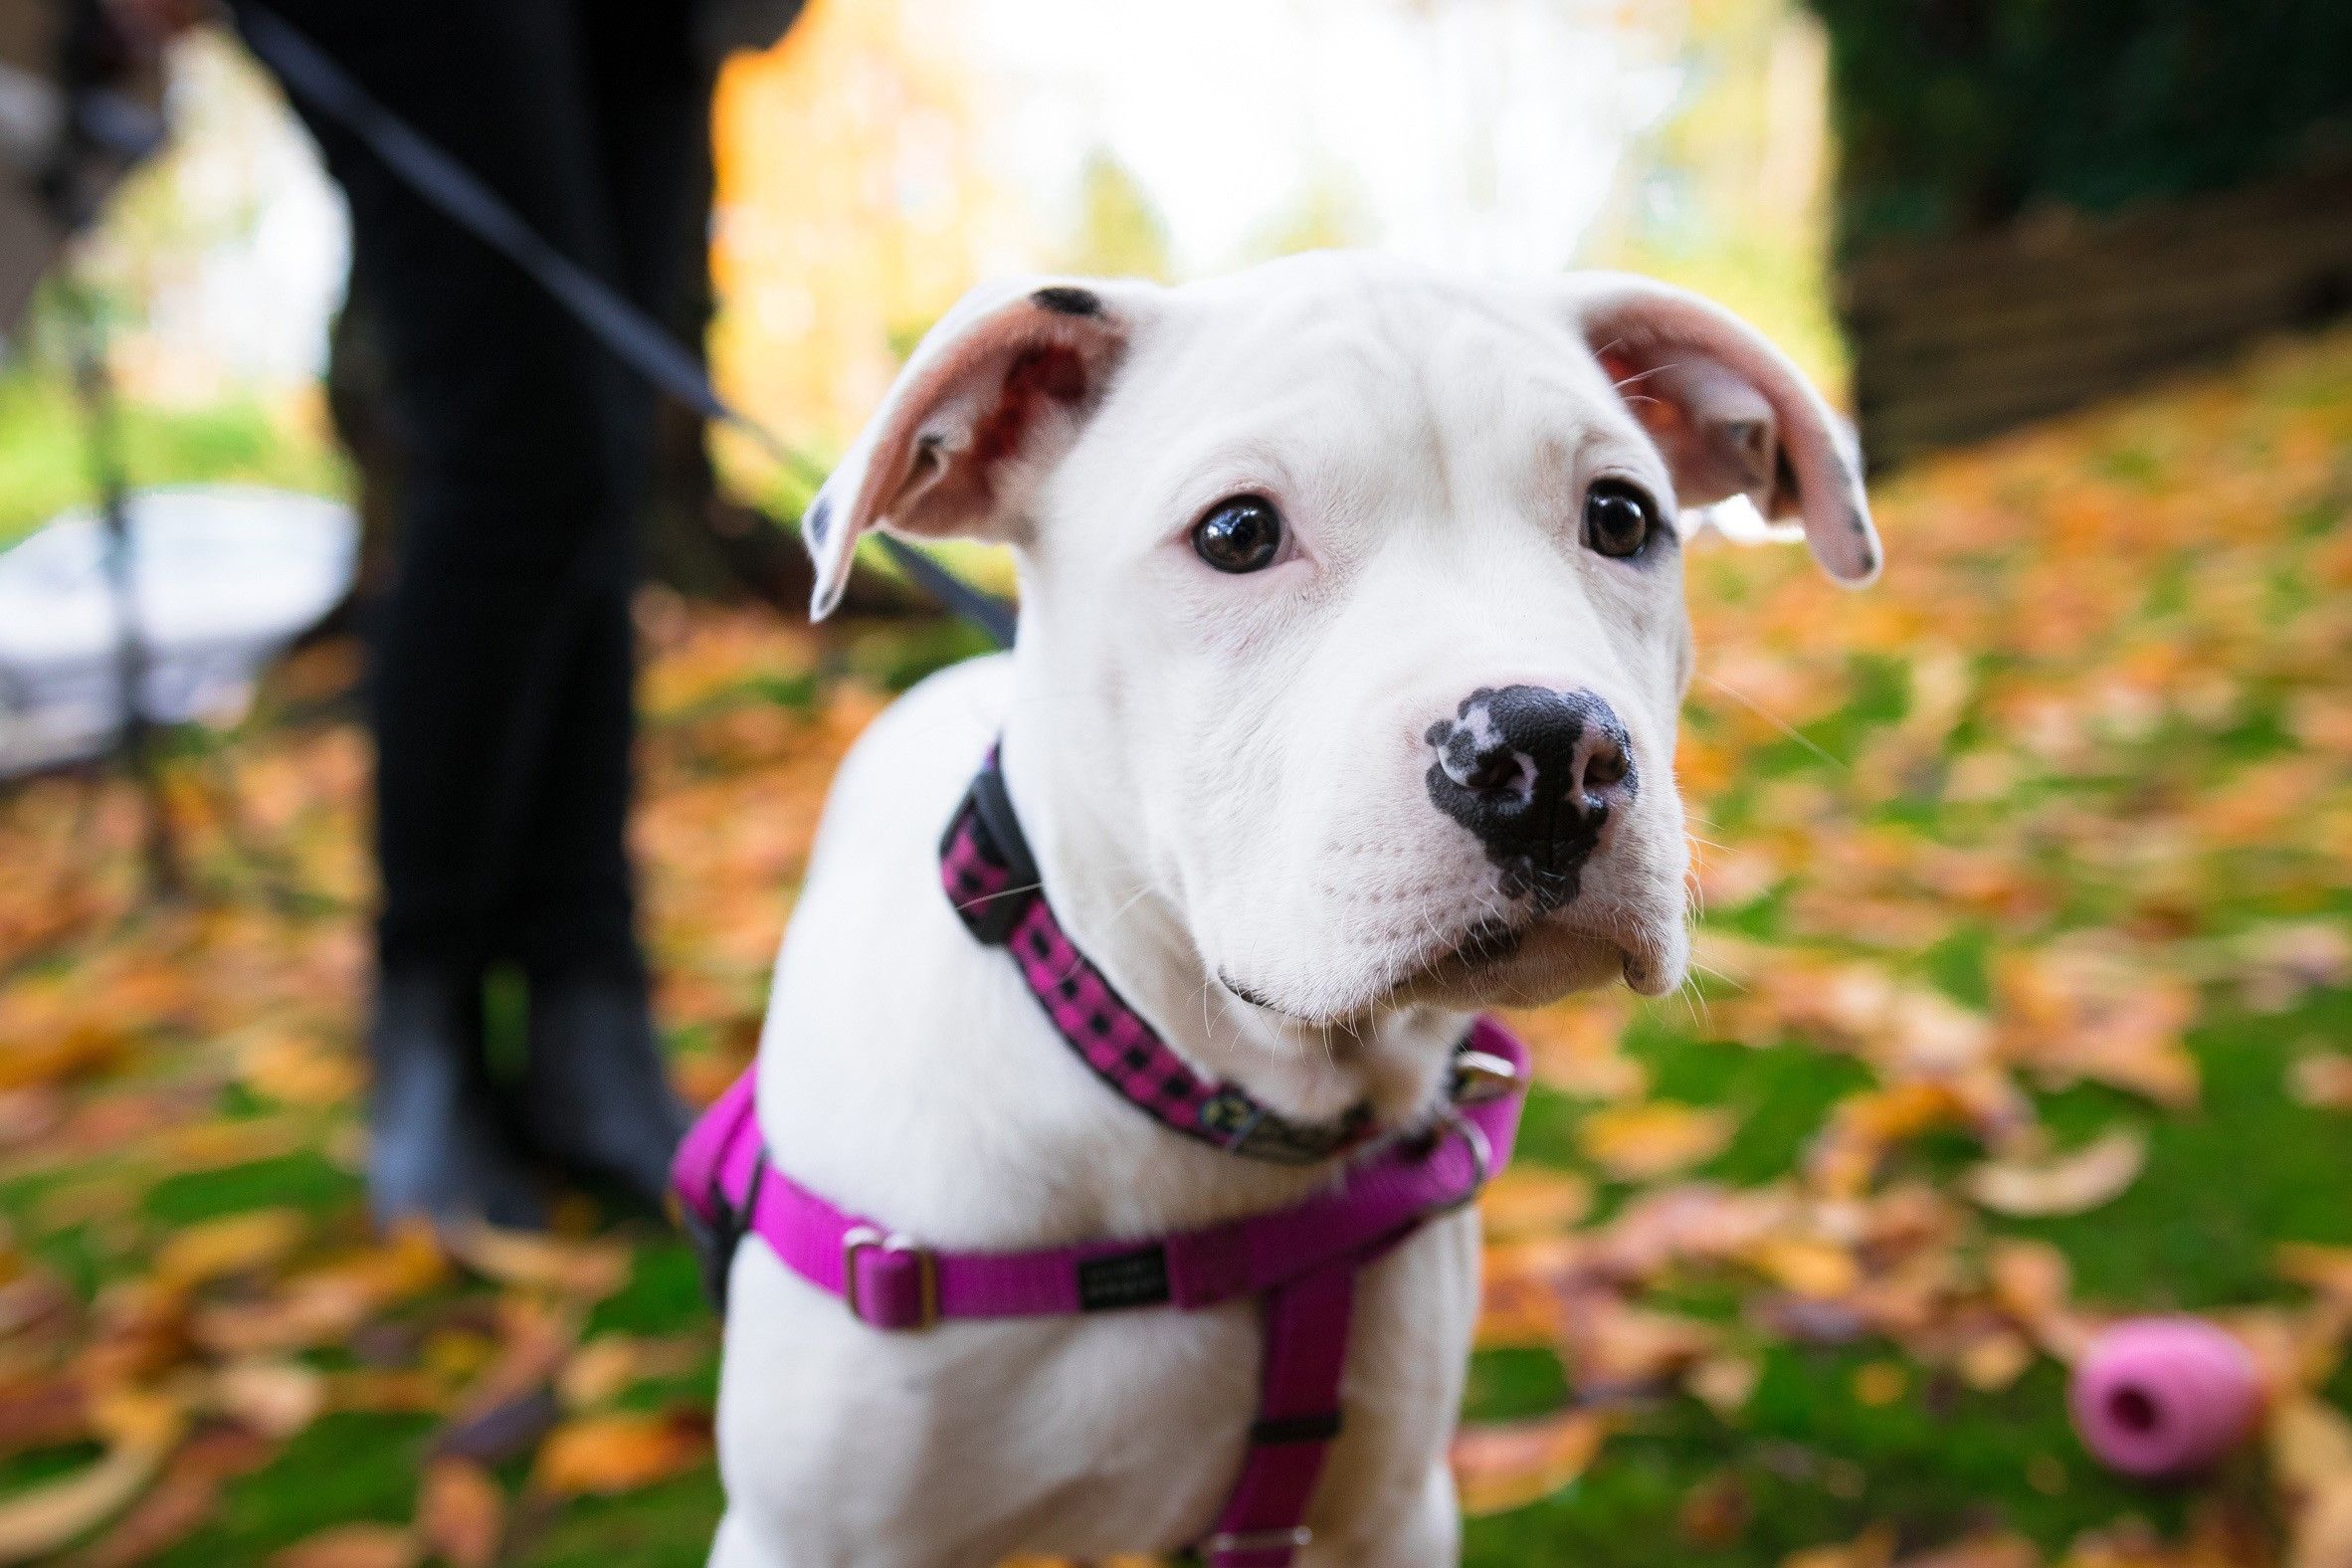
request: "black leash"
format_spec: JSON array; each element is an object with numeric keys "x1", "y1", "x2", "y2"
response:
[{"x1": 236, "y1": 3, "x2": 1016, "y2": 649}]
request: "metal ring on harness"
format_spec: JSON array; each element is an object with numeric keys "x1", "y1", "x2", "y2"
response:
[{"x1": 1437, "y1": 1107, "x2": 1494, "y2": 1202}]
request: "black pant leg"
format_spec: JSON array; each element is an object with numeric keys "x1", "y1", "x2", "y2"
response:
[
  {"x1": 240, "y1": 0, "x2": 646, "y2": 976},
  {"x1": 496, "y1": 0, "x2": 715, "y2": 984}
]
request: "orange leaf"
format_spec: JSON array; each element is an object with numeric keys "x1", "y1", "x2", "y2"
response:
[
  {"x1": 269, "y1": 1523, "x2": 421, "y2": 1568},
  {"x1": 417, "y1": 1459, "x2": 503, "y2": 1568},
  {"x1": 1451, "y1": 1409, "x2": 1609, "y2": 1516},
  {"x1": 531, "y1": 1410, "x2": 711, "y2": 1496}
]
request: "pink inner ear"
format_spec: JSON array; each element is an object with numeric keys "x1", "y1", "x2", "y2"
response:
[{"x1": 970, "y1": 346, "x2": 1090, "y2": 474}]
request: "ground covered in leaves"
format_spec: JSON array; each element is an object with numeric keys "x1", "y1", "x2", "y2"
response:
[{"x1": 4, "y1": 326, "x2": 2351, "y2": 1568}]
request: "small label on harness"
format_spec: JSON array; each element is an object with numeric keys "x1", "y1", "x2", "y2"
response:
[{"x1": 1077, "y1": 1246, "x2": 1170, "y2": 1310}]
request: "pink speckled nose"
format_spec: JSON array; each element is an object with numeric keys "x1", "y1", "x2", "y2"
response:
[{"x1": 2069, "y1": 1317, "x2": 2260, "y2": 1477}]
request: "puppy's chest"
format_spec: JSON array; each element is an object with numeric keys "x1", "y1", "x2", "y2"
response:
[{"x1": 720, "y1": 1207, "x2": 1477, "y2": 1558}]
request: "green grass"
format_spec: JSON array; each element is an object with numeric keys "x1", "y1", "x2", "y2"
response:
[
  {"x1": 0, "y1": 368, "x2": 347, "y2": 547},
  {"x1": 1455, "y1": 980, "x2": 2336, "y2": 1565}
]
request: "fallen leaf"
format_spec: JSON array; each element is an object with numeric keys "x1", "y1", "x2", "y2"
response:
[
  {"x1": 1450, "y1": 1409, "x2": 1610, "y2": 1516},
  {"x1": 1679, "y1": 1469, "x2": 1752, "y2": 1548},
  {"x1": 444, "y1": 1225, "x2": 630, "y2": 1300},
  {"x1": 1748, "y1": 1235, "x2": 1861, "y2": 1299},
  {"x1": 1786, "y1": 1524, "x2": 1897, "y2": 1568},
  {"x1": 0, "y1": 1400, "x2": 180, "y2": 1567},
  {"x1": 1964, "y1": 1128, "x2": 2146, "y2": 1217},
  {"x1": 531, "y1": 1409, "x2": 712, "y2": 1496},
  {"x1": 67, "y1": 1425, "x2": 273, "y2": 1568},
  {"x1": 232, "y1": 1030, "x2": 364, "y2": 1108},
  {"x1": 153, "y1": 1209, "x2": 309, "y2": 1293},
  {"x1": 270, "y1": 1523, "x2": 422, "y2": 1568},
  {"x1": 417, "y1": 1459, "x2": 503, "y2": 1568},
  {"x1": 1853, "y1": 1360, "x2": 1909, "y2": 1407},
  {"x1": 2288, "y1": 1052, "x2": 2352, "y2": 1110},
  {"x1": 0, "y1": 1376, "x2": 88, "y2": 1458},
  {"x1": 1686, "y1": 1353, "x2": 1761, "y2": 1416},
  {"x1": 1958, "y1": 1329, "x2": 2036, "y2": 1391},
  {"x1": 1578, "y1": 1102, "x2": 1736, "y2": 1182},
  {"x1": 555, "y1": 1334, "x2": 706, "y2": 1411},
  {"x1": 1477, "y1": 1168, "x2": 1592, "y2": 1243},
  {"x1": 210, "y1": 1361, "x2": 325, "y2": 1441},
  {"x1": 1896, "y1": 1532, "x2": 2042, "y2": 1568}
]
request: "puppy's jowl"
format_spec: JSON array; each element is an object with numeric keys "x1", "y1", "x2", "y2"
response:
[{"x1": 681, "y1": 253, "x2": 1879, "y2": 1567}]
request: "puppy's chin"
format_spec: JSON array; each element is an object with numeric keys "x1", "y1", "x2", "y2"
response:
[
  {"x1": 1392, "y1": 920, "x2": 1666, "y2": 1011},
  {"x1": 1224, "y1": 910, "x2": 1687, "y2": 1029}
]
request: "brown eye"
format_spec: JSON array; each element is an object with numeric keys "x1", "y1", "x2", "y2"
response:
[
  {"x1": 1583, "y1": 479, "x2": 1660, "y2": 559},
  {"x1": 1192, "y1": 495, "x2": 1284, "y2": 573}
]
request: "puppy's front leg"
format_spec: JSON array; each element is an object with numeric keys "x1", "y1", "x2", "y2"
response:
[
  {"x1": 1304, "y1": 1461, "x2": 1462, "y2": 1568},
  {"x1": 706, "y1": 1509, "x2": 989, "y2": 1568}
]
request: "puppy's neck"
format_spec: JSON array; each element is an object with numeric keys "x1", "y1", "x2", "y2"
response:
[{"x1": 998, "y1": 725, "x2": 1463, "y2": 1135}]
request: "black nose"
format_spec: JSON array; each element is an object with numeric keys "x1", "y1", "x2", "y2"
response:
[{"x1": 1424, "y1": 685, "x2": 1637, "y2": 909}]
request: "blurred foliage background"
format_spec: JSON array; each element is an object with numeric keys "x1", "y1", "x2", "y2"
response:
[{"x1": 4, "y1": 2, "x2": 2351, "y2": 1566}]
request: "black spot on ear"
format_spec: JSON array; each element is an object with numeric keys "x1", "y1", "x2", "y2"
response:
[
  {"x1": 1848, "y1": 507, "x2": 1869, "y2": 537},
  {"x1": 1031, "y1": 286, "x2": 1102, "y2": 317},
  {"x1": 805, "y1": 494, "x2": 833, "y2": 543}
]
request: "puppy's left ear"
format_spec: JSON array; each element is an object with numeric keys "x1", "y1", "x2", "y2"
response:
[
  {"x1": 803, "y1": 278, "x2": 1143, "y2": 618},
  {"x1": 1562, "y1": 273, "x2": 1880, "y2": 585}
]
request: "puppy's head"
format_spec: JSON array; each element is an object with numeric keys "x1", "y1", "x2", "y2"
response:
[{"x1": 810, "y1": 254, "x2": 1876, "y2": 1026}]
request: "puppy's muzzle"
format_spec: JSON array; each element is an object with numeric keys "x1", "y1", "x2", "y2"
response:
[{"x1": 1424, "y1": 685, "x2": 1637, "y2": 910}]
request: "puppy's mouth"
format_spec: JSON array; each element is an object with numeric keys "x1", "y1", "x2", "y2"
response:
[
  {"x1": 1217, "y1": 970, "x2": 1312, "y2": 1020},
  {"x1": 1219, "y1": 901, "x2": 1681, "y2": 1026}
]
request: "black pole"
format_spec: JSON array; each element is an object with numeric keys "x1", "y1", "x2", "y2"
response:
[{"x1": 62, "y1": 275, "x2": 184, "y2": 899}]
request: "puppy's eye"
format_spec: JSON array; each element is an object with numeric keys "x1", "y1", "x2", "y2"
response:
[
  {"x1": 1583, "y1": 479, "x2": 1660, "y2": 559},
  {"x1": 1191, "y1": 495, "x2": 1284, "y2": 573}
]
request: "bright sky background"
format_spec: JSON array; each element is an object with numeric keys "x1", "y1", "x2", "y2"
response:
[
  {"x1": 958, "y1": 0, "x2": 1682, "y2": 278},
  {"x1": 29, "y1": 0, "x2": 1839, "y2": 555}
]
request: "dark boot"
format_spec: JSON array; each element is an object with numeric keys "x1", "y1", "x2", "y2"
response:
[
  {"x1": 518, "y1": 973, "x2": 689, "y2": 1214},
  {"x1": 368, "y1": 965, "x2": 549, "y2": 1231}
]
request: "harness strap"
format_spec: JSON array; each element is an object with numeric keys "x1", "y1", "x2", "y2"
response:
[
  {"x1": 675, "y1": 1017, "x2": 1524, "y2": 1331},
  {"x1": 1202, "y1": 1264, "x2": 1357, "y2": 1567}
]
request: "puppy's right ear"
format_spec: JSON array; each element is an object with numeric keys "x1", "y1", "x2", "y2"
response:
[{"x1": 803, "y1": 278, "x2": 1142, "y2": 619}]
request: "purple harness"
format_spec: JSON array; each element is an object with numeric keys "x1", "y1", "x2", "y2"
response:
[{"x1": 673, "y1": 753, "x2": 1529, "y2": 1567}]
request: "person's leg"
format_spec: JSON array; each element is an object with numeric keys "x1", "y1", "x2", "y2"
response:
[
  {"x1": 239, "y1": 0, "x2": 641, "y2": 1225},
  {"x1": 505, "y1": 0, "x2": 715, "y2": 1207}
]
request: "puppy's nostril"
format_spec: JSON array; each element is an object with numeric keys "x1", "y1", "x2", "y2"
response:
[
  {"x1": 1462, "y1": 752, "x2": 1527, "y2": 796},
  {"x1": 1579, "y1": 732, "x2": 1629, "y2": 794}
]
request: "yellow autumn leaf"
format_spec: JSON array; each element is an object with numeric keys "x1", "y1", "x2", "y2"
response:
[
  {"x1": 1578, "y1": 1101, "x2": 1736, "y2": 1181},
  {"x1": 1477, "y1": 1167, "x2": 1593, "y2": 1242}
]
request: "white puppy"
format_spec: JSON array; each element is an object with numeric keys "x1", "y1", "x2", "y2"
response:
[{"x1": 705, "y1": 252, "x2": 1876, "y2": 1567}]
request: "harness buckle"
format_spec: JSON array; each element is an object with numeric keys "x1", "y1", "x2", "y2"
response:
[
  {"x1": 842, "y1": 1225, "x2": 940, "y2": 1331},
  {"x1": 1451, "y1": 1047, "x2": 1522, "y2": 1104}
]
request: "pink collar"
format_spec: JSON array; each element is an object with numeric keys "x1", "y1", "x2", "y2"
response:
[
  {"x1": 940, "y1": 751, "x2": 1380, "y2": 1163},
  {"x1": 673, "y1": 752, "x2": 1531, "y2": 1567}
]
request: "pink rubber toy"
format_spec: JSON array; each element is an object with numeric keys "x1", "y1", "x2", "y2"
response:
[{"x1": 2069, "y1": 1316, "x2": 2261, "y2": 1477}]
